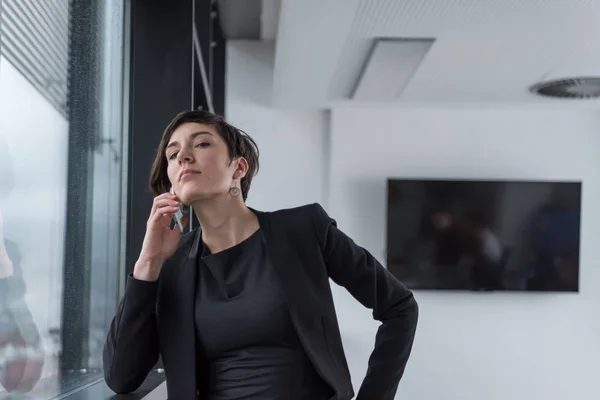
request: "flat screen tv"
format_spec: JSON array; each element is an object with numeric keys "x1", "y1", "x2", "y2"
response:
[{"x1": 386, "y1": 179, "x2": 581, "y2": 292}]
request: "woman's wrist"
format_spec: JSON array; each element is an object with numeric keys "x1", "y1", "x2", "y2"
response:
[{"x1": 132, "y1": 258, "x2": 162, "y2": 281}]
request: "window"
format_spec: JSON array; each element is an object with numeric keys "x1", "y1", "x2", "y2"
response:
[{"x1": 0, "y1": 0, "x2": 127, "y2": 397}]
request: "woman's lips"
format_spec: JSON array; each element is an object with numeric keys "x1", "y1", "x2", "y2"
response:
[{"x1": 179, "y1": 169, "x2": 200, "y2": 181}]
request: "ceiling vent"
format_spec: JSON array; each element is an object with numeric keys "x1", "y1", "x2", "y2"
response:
[{"x1": 530, "y1": 77, "x2": 600, "y2": 99}]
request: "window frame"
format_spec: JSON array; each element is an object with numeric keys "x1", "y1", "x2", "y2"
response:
[{"x1": 57, "y1": 0, "x2": 226, "y2": 396}]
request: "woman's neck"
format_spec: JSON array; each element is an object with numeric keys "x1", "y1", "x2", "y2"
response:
[{"x1": 191, "y1": 197, "x2": 259, "y2": 254}]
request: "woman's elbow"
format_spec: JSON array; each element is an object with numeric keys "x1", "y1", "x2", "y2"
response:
[
  {"x1": 398, "y1": 294, "x2": 418, "y2": 325},
  {"x1": 408, "y1": 295, "x2": 418, "y2": 318},
  {"x1": 408, "y1": 296, "x2": 419, "y2": 328},
  {"x1": 382, "y1": 292, "x2": 419, "y2": 324},
  {"x1": 102, "y1": 342, "x2": 157, "y2": 394},
  {"x1": 104, "y1": 369, "x2": 142, "y2": 395},
  {"x1": 103, "y1": 356, "x2": 144, "y2": 394}
]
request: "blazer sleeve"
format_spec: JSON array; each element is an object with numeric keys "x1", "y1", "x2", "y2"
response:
[
  {"x1": 103, "y1": 275, "x2": 160, "y2": 394},
  {"x1": 312, "y1": 203, "x2": 418, "y2": 400}
]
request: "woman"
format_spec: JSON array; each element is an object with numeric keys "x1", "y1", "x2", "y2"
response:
[{"x1": 103, "y1": 110, "x2": 418, "y2": 400}]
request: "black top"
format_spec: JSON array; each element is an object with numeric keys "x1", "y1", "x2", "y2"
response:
[{"x1": 194, "y1": 230, "x2": 333, "y2": 400}]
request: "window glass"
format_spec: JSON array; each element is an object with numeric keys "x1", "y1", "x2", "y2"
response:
[{"x1": 0, "y1": 0, "x2": 127, "y2": 397}]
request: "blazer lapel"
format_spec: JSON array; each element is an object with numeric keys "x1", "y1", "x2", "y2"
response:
[
  {"x1": 159, "y1": 228, "x2": 201, "y2": 400},
  {"x1": 253, "y1": 210, "x2": 338, "y2": 390},
  {"x1": 253, "y1": 209, "x2": 317, "y2": 317},
  {"x1": 253, "y1": 210, "x2": 304, "y2": 310}
]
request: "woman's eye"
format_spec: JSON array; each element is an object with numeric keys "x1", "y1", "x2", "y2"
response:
[
  {"x1": 168, "y1": 152, "x2": 178, "y2": 160},
  {"x1": 196, "y1": 142, "x2": 210, "y2": 148}
]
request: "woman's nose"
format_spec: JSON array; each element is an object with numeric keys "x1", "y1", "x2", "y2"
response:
[{"x1": 177, "y1": 147, "x2": 194, "y2": 163}]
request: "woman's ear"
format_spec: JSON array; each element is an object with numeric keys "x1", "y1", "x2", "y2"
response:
[{"x1": 233, "y1": 157, "x2": 249, "y2": 180}]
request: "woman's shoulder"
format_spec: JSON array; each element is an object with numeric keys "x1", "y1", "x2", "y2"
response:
[
  {"x1": 258, "y1": 203, "x2": 335, "y2": 237},
  {"x1": 262, "y1": 202, "x2": 329, "y2": 222}
]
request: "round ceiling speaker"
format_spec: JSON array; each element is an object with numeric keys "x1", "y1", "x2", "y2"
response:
[{"x1": 530, "y1": 77, "x2": 600, "y2": 99}]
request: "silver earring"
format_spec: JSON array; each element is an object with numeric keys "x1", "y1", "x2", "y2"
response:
[{"x1": 229, "y1": 182, "x2": 241, "y2": 197}]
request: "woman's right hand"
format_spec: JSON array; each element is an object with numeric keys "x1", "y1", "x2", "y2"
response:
[{"x1": 133, "y1": 192, "x2": 188, "y2": 281}]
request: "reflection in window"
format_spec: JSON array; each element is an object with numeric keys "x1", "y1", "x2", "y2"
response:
[{"x1": 0, "y1": 0, "x2": 126, "y2": 397}]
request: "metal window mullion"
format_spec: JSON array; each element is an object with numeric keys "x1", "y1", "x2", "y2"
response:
[
  {"x1": 189, "y1": 0, "x2": 196, "y2": 233},
  {"x1": 209, "y1": 0, "x2": 214, "y2": 93},
  {"x1": 116, "y1": 0, "x2": 132, "y2": 300},
  {"x1": 190, "y1": 0, "x2": 196, "y2": 110}
]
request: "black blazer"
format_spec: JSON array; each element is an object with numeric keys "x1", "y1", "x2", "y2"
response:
[{"x1": 103, "y1": 203, "x2": 418, "y2": 400}]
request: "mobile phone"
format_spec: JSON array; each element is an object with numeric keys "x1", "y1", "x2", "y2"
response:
[{"x1": 170, "y1": 188, "x2": 190, "y2": 233}]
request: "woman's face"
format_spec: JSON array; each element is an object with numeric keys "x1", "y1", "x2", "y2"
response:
[{"x1": 165, "y1": 122, "x2": 246, "y2": 204}]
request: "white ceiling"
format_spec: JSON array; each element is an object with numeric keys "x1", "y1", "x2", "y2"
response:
[{"x1": 270, "y1": 0, "x2": 600, "y2": 108}]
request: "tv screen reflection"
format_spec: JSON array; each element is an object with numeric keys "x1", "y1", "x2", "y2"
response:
[{"x1": 386, "y1": 179, "x2": 581, "y2": 292}]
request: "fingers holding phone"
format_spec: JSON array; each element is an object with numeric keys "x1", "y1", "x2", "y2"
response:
[
  {"x1": 134, "y1": 191, "x2": 189, "y2": 281},
  {"x1": 148, "y1": 194, "x2": 180, "y2": 225},
  {"x1": 170, "y1": 187, "x2": 190, "y2": 234}
]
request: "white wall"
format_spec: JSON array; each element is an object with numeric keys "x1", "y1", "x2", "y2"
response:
[
  {"x1": 226, "y1": 41, "x2": 329, "y2": 210},
  {"x1": 329, "y1": 107, "x2": 600, "y2": 400},
  {"x1": 227, "y1": 41, "x2": 600, "y2": 400}
]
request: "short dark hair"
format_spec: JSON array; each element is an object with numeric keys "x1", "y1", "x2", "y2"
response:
[{"x1": 149, "y1": 110, "x2": 259, "y2": 201}]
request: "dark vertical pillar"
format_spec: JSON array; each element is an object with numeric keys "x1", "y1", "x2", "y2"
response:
[
  {"x1": 61, "y1": 0, "x2": 99, "y2": 374},
  {"x1": 125, "y1": 0, "x2": 194, "y2": 277}
]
